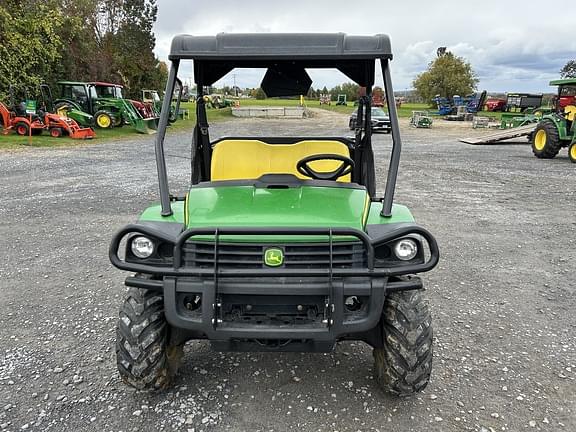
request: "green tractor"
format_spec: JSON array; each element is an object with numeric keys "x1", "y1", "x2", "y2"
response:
[
  {"x1": 39, "y1": 84, "x2": 94, "y2": 128},
  {"x1": 142, "y1": 89, "x2": 162, "y2": 117},
  {"x1": 203, "y1": 94, "x2": 233, "y2": 109},
  {"x1": 142, "y1": 78, "x2": 184, "y2": 122},
  {"x1": 53, "y1": 81, "x2": 156, "y2": 134},
  {"x1": 531, "y1": 78, "x2": 576, "y2": 163},
  {"x1": 335, "y1": 94, "x2": 348, "y2": 106},
  {"x1": 109, "y1": 33, "x2": 439, "y2": 396}
]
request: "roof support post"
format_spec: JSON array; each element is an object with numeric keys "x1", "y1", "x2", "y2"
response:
[
  {"x1": 381, "y1": 59, "x2": 402, "y2": 217},
  {"x1": 156, "y1": 59, "x2": 180, "y2": 217}
]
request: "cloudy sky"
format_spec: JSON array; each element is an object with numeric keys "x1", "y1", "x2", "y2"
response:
[{"x1": 153, "y1": 0, "x2": 576, "y2": 93}]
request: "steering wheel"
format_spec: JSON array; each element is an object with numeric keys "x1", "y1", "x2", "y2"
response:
[{"x1": 296, "y1": 154, "x2": 355, "y2": 181}]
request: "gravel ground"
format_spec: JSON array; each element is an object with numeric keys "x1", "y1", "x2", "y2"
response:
[{"x1": 0, "y1": 110, "x2": 574, "y2": 432}]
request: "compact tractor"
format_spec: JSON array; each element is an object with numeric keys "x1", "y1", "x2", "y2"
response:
[
  {"x1": 90, "y1": 82, "x2": 159, "y2": 126},
  {"x1": 142, "y1": 89, "x2": 162, "y2": 116},
  {"x1": 203, "y1": 94, "x2": 234, "y2": 109},
  {"x1": 142, "y1": 78, "x2": 184, "y2": 122},
  {"x1": 109, "y1": 33, "x2": 439, "y2": 396},
  {"x1": 53, "y1": 81, "x2": 156, "y2": 134},
  {"x1": 0, "y1": 101, "x2": 44, "y2": 136},
  {"x1": 531, "y1": 79, "x2": 576, "y2": 163},
  {"x1": 0, "y1": 91, "x2": 95, "y2": 139},
  {"x1": 39, "y1": 84, "x2": 94, "y2": 128}
]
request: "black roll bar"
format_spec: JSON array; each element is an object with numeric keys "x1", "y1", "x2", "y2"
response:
[
  {"x1": 381, "y1": 60, "x2": 402, "y2": 217},
  {"x1": 156, "y1": 59, "x2": 180, "y2": 216},
  {"x1": 172, "y1": 77, "x2": 184, "y2": 122}
]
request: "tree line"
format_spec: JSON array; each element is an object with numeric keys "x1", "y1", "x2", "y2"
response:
[
  {"x1": 0, "y1": 0, "x2": 167, "y2": 102},
  {"x1": 218, "y1": 83, "x2": 367, "y2": 101}
]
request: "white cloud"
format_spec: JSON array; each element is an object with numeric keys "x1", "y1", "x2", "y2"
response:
[{"x1": 153, "y1": 0, "x2": 576, "y2": 93}]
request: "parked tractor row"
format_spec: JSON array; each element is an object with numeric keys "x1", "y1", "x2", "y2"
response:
[
  {"x1": 0, "y1": 78, "x2": 185, "y2": 139},
  {"x1": 0, "y1": 99, "x2": 95, "y2": 139},
  {"x1": 459, "y1": 79, "x2": 576, "y2": 162},
  {"x1": 49, "y1": 81, "x2": 160, "y2": 134}
]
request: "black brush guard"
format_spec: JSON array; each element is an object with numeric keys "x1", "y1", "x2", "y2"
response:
[{"x1": 109, "y1": 225, "x2": 439, "y2": 345}]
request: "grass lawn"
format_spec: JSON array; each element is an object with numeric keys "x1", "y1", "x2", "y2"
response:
[
  {"x1": 227, "y1": 97, "x2": 432, "y2": 117},
  {"x1": 233, "y1": 98, "x2": 503, "y2": 120},
  {"x1": 0, "y1": 106, "x2": 230, "y2": 150}
]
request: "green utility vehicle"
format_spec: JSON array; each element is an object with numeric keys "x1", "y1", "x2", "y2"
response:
[
  {"x1": 54, "y1": 81, "x2": 156, "y2": 133},
  {"x1": 335, "y1": 94, "x2": 348, "y2": 106},
  {"x1": 531, "y1": 78, "x2": 576, "y2": 163},
  {"x1": 109, "y1": 33, "x2": 440, "y2": 396},
  {"x1": 409, "y1": 111, "x2": 433, "y2": 128}
]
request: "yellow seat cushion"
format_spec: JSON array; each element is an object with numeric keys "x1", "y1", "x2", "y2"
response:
[
  {"x1": 210, "y1": 139, "x2": 352, "y2": 182},
  {"x1": 565, "y1": 105, "x2": 576, "y2": 122}
]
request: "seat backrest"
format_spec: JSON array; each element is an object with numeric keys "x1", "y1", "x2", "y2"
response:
[
  {"x1": 565, "y1": 105, "x2": 576, "y2": 122},
  {"x1": 211, "y1": 139, "x2": 351, "y2": 182}
]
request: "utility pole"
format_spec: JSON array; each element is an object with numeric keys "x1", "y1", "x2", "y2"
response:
[{"x1": 232, "y1": 73, "x2": 237, "y2": 96}]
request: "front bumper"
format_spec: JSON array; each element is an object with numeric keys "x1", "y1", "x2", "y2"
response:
[
  {"x1": 110, "y1": 225, "x2": 439, "y2": 349},
  {"x1": 372, "y1": 120, "x2": 391, "y2": 132}
]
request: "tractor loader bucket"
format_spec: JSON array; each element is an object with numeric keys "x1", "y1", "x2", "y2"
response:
[
  {"x1": 132, "y1": 117, "x2": 157, "y2": 134},
  {"x1": 44, "y1": 112, "x2": 96, "y2": 139},
  {"x1": 145, "y1": 117, "x2": 159, "y2": 130},
  {"x1": 69, "y1": 127, "x2": 96, "y2": 139}
]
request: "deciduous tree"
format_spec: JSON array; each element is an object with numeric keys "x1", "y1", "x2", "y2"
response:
[
  {"x1": 560, "y1": 60, "x2": 576, "y2": 78},
  {"x1": 413, "y1": 51, "x2": 478, "y2": 103},
  {"x1": 0, "y1": 0, "x2": 166, "y2": 102},
  {"x1": 0, "y1": 0, "x2": 64, "y2": 100}
]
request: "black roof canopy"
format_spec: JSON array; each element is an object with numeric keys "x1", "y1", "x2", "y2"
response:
[
  {"x1": 154, "y1": 32, "x2": 403, "y2": 217},
  {"x1": 169, "y1": 33, "x2": 393, "y2": 87},
  {"x1": 169, "y1": 33, "x2": 392, "y2": 60}
]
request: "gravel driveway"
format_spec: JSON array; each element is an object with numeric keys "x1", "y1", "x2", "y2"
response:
[{"x1": 0, "y1": 110, "x2": 574, "y2": 431}]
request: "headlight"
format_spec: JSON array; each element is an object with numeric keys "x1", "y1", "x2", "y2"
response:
[
  {"x1": 131, "y1": 236, "x2": 155, "y2": 258},
  {"x1": 393, "y1": 238, "x2": 418, "y2": 261}
]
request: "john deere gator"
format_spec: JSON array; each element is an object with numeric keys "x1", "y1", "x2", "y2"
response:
[{"x1": 109, "y1": 33, "x2": 440, "y2": 396}]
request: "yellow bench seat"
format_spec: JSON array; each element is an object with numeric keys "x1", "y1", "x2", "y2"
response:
[{"x1": 210, "y1": 139, "x2": 352, "y2": 182}]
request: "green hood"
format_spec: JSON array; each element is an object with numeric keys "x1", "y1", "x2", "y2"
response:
[
  {"x1": 185, "y1": 185, "x2": 369, "y2": 230},
  {"x1": 138, "y1": 186, "x2": 415, "y2": 242}
]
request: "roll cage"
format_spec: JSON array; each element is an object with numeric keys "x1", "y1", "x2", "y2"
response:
[{"x1": 155, "y1": 33, "x2": 403, "y2": 218}]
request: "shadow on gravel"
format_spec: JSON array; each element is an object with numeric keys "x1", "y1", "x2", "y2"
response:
[{"x1": 125, "y1": 340, "x2": 419, "y2": 429}]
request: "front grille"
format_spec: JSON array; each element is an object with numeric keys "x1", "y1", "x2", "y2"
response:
[
  {"x1": 372, "y1": 120, "x2": 390, "y2": 127},
  {"x1": 182, "y1": 241, "x2": 366, "y2": 269}
]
